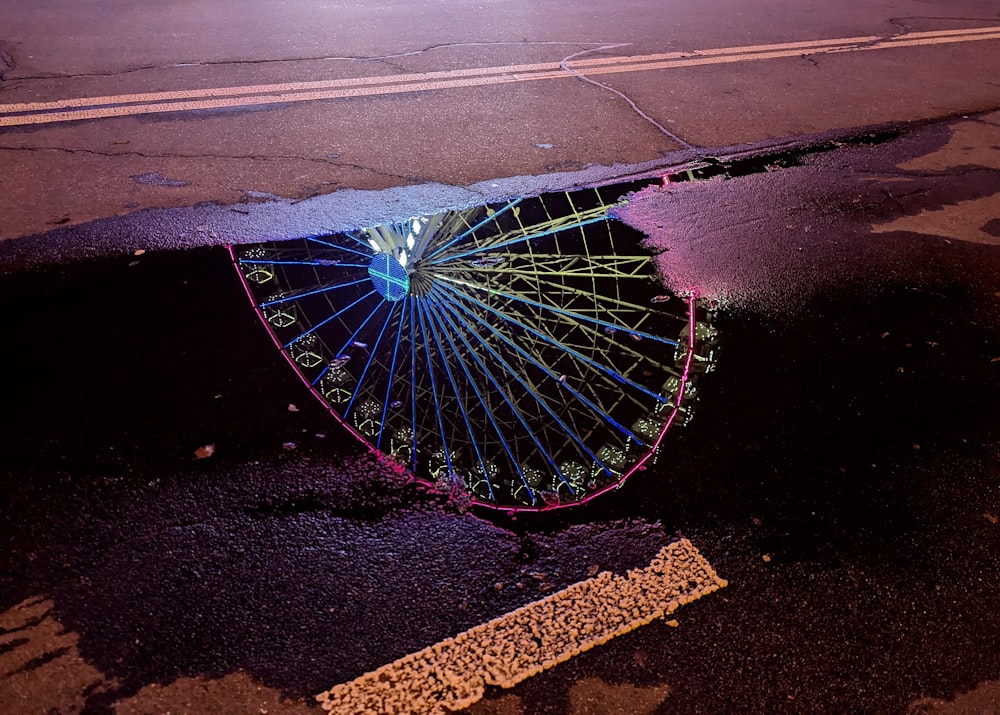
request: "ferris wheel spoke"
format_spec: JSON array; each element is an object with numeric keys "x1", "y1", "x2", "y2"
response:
[
  {"x1": 428, "y1": 288, "x2": 610, "y2": 483},
  {"x1": 240, "y1": 258, "x2": 371, "y2": 269},
  {"x1": 430, "y1": 284, "x2": 642, "y2": 452},
  {"x1": 423, "y1": 198, "x2": 524, "y2": 262},
  {"x1": 283, "y1": 289, "x2": 379, "y2": 349},
  {"x1": 435, "y1": 273, "x2": 677, "y2": 347},
  {"x1": 435, "y1": 280, "x2": 669, "y2": 406},
  {"x1": 419, "y1": 298, "x2": 504, "y2": 502},
  {"x1": 414, "y1": 299, "x2": 457, "y2": 478},
  {"x1": 342, "y1": 301, "x2": 400, "y2": 422},
  {"x1": 375, "y1": 298, "x2": 410, "y2": 453},
  {"x1": 309, "y1": 295, "x2": 389, "y2": 386},
  {"x1": 258, "y1": 276, "x2": 370, "y2": 307},
  {"x1": 305, "y1": 235, "x2": 374, "y2": 259},
  {"x1": 428, "y1": 213, "x2": 609, "y2": 267},
  {"x1": 423, "y1": 292, "x2": 566, "y2": 498}
]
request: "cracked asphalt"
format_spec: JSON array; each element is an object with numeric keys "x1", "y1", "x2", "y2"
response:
[{"x1": 2, "y1": 1, "x2": 1000, "y2": 713}]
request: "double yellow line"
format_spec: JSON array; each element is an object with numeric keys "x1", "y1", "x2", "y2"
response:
[{"x1": 2, "y1": 26, "x2": 998, "y2": 128}]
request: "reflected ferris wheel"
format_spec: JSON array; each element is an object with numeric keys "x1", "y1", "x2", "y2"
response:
[{"x1": 231, "y1": 185, "x2": 716, "y2": 511}]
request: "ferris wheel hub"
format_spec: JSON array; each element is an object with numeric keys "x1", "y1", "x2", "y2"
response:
[{"x1": 367, "y1": 253, "x2": 410, "y2": 302}]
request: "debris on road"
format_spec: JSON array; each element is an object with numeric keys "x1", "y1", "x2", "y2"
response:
[{"x1": 194, "y1": 444, "x2": 215, "y2": 459}]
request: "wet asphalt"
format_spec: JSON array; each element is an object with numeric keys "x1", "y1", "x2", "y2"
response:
[{"x1": 2, "y1": 125, "x2": 1000, "y2": 713}]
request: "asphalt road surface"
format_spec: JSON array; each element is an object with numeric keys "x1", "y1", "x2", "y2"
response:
[{"x1": 2, "y1": 2, "x2": 1000, "y2": 714}]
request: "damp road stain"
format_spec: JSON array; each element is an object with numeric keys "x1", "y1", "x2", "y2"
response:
[
  {"x1": 908, "y1": 679, "x2": 1000, "y2": 714},
  {"x1": 0, "y1": 597, "x2": 117, "y2": 714},
  {"x1": 0, "y1": 597, "x2": 316, "y2": 714},
  {"x1": 566, "y1": 677, "x2": 671, "y2": 714},
  {"x1": 871, "y1": 191, "x2": 1000, "y2": 245},
  {"x1": 116, "y1": 671, "x2": 316, "y2": 715},
  {"x1": 465, "y1": 679, "x2": 671, "y2": 715},
  {"x1": 895, "y1": 116, "x2": 1000, "y2": 172}
]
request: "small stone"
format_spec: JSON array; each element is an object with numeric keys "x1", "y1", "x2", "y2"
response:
[
  {"x1": 133, "y1": 249, "x2": 146, "y2": 256},
  {"x1": 282, "y1": 441, "x2": 297, "y2": 451},
  {"x1": 666, "y1": 619, "x2": 680, "y2": 627},
  {"x1": 194, "y1": 444, "x2": 215, "y2": 459},
  {"x1": 288, "y1": 403, "x2": 299, "y2": 412},
  {"x1": 762, "y1": 554, "x2": 772, "y2": 563}
]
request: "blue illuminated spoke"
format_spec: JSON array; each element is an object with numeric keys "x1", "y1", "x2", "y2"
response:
[
  {"x1": 430, "y1": 284, "x2": 639, "y2": 452},
  {"x1": 259, "y1": 277, "x2": 370, "y2": 307},
  {"x1": 426, "y1": 289, "x2": 593, "y2": 489},
  {"x1": 408, "y1": 300, "x2": 418, "y2": 471},
  {"x1": 343, "y1": 302, "x2": 400, "y2": 421},
  {"x1": 429, "y1": 214, "x2": 608, "y2": 266},
  {"x1": 305, "y1": 235, "x2": 374, "y2": 260},
  {"x1": 423, "y1": 199, "x2": 523, "y2": 263},
  {"x1": 415, "y1": 299, "x2": 455, "y2": 478},
  {"x1": 240, "y1": 259, "x2": 369, "y2": 268},
  {"x1": 436, "y1": 273, "x2": 678, "y2": 346},
  {"x1": 283, "y1": 289, "x2": 378, "y2": 348},
  {"x1": 376, "y1": 299, "x2": 409, "y2": 452},
  {"x1": 419, "y1": 298, "x2": 498, "y2": 501},
  {"x1": 435, "y1": 280, "x2": 668, "y2": 405}
]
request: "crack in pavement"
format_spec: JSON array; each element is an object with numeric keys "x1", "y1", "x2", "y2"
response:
[
  {"x1": 557, "y1": 44, "x2": 697, "y2": 150},
  {"x1": 0, "y1": 42, "x2": 15, "y2": 88},
  {"x1": 0, "y1": 144, "x2": 427, "y2": 185},
  {"x1": 891, "y1": 15, "x2": 1000, "y2": 23},
  {"x1": 7, "y1": 40, "x2": 621, "y2": 82}
]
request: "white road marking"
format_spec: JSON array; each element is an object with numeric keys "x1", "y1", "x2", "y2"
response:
[
  {"x1": 314, "y1": 538, "x2": 727, "y2": 715},
  {"x1": 1, "y1": 26, "x2": 997, "y2": 127}
]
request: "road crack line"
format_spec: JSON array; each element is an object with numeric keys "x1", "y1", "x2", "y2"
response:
[
  {"x1": 8, "y1": 41, "x2": 621, "y2": 82},
  {"x1": 558, "y1": 44, "x2": 697, "y2": 150},
  {"x1": 0, "y1": 42, "x2": 15, "y2": 89},
  {"x1": 0, "y1": 144, "x2": 427, "y2": 184}
]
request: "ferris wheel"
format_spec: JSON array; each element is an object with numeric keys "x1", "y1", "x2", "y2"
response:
[{"x1": 231, "y1": 185, "x2": 715, "y2": 511}]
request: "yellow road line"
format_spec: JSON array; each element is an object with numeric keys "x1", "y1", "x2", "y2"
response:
[
  {"x1": 314, "y1": 538, "x2": 727, "y2": 715},
  {"x1": 1, "y1": 27, "x2": 998, "y2": 128}
]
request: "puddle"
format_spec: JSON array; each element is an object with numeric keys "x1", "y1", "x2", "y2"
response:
[{"x1": 232, "y1": 182, "x2": 719, "y2": 512}]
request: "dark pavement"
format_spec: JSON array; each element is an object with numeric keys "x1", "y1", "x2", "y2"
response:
[
  {"x1": 2, "y1": 114, "x2": 1000, "y2": 713},
  {"x1": 2, "y1": 2, "x2": 1000, "y2": 713}
]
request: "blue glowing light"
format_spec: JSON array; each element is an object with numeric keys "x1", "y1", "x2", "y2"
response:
[{"x1": 368, "y1": 253, "x2": 409, "y2": 302}]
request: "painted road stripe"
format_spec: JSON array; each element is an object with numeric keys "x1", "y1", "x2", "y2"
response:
[
  {"x1": 314, "y1": 538, "x2": 727, "y2": 715},
  {"x1": 1, "y1": 26, "x2": 998, "y2": 128}
]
